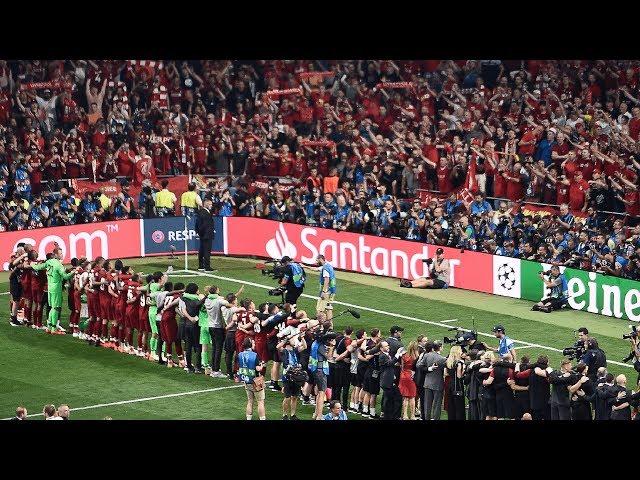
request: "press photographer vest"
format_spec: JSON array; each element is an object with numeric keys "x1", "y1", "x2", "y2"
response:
[
  {"x1": 319, "y1": 262, "x2": 337, "y2": 294},
  {"x1": 238, "y1": 349, "x2": 258, "y2": 384},
  {"x1": 309, "y1": 340, "x2": 329, "y2": 374},
  {"x1": 289, "y1": 263, "x2": 306, "y2": 288}
]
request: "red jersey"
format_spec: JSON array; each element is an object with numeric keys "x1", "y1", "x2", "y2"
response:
[
  {"x1": 436, "y1": 164, "x2": 452, "y2": 193},
  {"x1": 117, "y1": 148, "x2": 135, "y2": 177},
  {"x1": 568, "y1": 179, "x2": 589, "y2": 210},
  {"x1": 556, "y1": 182, "x2": 570, "y2": 205},
  {"x1": 278, "y1": 153, "x2": 293, "y2": 177},
  {"x1": 625, "y1": 190, "x2": 640, "y2": 217},
  {"x1": 132, "y1": 154, "x2": 156, "y2": 186},
  {"x1": 505, "y1": 172, "x2": 524, "y2": 201}
]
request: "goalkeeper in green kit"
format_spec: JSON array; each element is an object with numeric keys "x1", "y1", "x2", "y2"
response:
[{"x1": 30, "y1": 247, "x2": 75, "y2": 334}]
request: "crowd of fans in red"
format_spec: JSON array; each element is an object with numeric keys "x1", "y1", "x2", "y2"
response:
[{"x1": 2, "y1": 59, "x2": 640, "y2": 278}]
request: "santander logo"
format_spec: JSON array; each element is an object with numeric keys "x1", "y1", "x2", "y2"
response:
[
  {"x1": 265, "y1": 223, "x2": 298, "y2": 259},
  {"x1": 262, "y1": 222, "x2": 438, "y2": 280}
]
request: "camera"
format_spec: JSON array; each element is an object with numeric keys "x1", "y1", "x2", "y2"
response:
[
  {"x1": 443, "y1": 327, "x2": 477, "y2": 348},
  {"x1": 622, "y1": 325, "x2": 638, "y2": 340},
  {"x1": 260, "y1": 259, "x2": 287, "y2": 280},
  {"x1": 268, "y1": 286, "x2": 287, "y2": 297},
  {"x1": 562, "y1": 340, "x2": 585, "y2": 361},
  {"x1": 538, "y1": 270, "x2": 552, "y2": 275}
]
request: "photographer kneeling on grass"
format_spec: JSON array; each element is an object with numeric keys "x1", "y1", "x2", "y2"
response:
[{"x1": 531, "y1": 265, "x2": 568, "y2": 313}]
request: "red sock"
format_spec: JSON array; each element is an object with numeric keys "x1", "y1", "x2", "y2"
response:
[
  {"x1": 118, "y1": 326, "x2": 125, "y2": 342},
  {"x1": 126, "y1": 328, "x2": 133, "y2": 345},
  {"x1": 101, "y1": 322, "x2": 108, "y2": 338},
  {"x1": 175, "y1": 343, "x2": 183, "y2": 356},
  {"x1": 137, "y1": 331, "x2": 143, "y2": 349},
  {"x1": 25, "y1": 304, "x2": 32, "y2": 323},
  {"x1": 109, "y1": 323, "x2": 118, "y2": 339},
  {"x1": 87, "y1": 319, "x2": 95, "y2": 335},
  {"x1": 166, "y1": 343, "x2": 172, "y2": 355}
]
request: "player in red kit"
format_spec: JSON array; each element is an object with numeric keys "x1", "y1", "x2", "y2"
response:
[
  {"x1": 106, "y1": 270, "x2": 121, "y2": 349},
  {"x1": 114, "y1": 265, "x2": 134, "y2": 352},
  {"x1": 30, "y1": 252, "x2": 49, "y2": 330},
  {"x1": 137, "y1": 275, "x2": 153, "y2": 359},
  {"x1": 97, "y1": 261, "x2": 113, "y2": 346},
  {"x1": 19, "y1": 252, "x2": 34, "y2": 326},
  {"x1": 158, "y1": 283, "x2": 186, "y2": 368},
  {"x1": 124, "y1": 274, "x2": 142, "y2": 355},
  {"x1": 85, "y1": 257, "x2": 105, "y2": 346},
  {"x1": 253, "y1": 302, "x2": 269, "y2": 364}
]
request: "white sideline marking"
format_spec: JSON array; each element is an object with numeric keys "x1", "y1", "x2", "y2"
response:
[
  {"x1": 174, "y1": 270, "x2": 634, "y2": 370},
  {"x1": 512, "y1": 345, "x2": 536, "y2": 350},
  {"x1": 2, "y1": 384, "x2": 243, "y2": 420},
  {"x1": 441, "y1": 319, "x2": 458, "y2": 323}
]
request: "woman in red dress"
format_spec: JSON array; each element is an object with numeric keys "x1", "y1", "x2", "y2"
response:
[{"x1": 399, "y1": 341, "x2": 420, "y2": 420}]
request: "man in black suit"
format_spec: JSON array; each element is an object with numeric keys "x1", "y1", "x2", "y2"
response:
[
  {"x1": 195, "y1": 199, "x2": 215, "y2": 271},
  {"x1": 378, "y1": 341, "x2": 404, "y2": 420}
]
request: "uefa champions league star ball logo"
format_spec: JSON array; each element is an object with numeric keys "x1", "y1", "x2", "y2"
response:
[
  {"x1": 152, "y1": 230, "x2": 165, "y2": 244},
  {"x1": 497, "y1": 263, "x2": 516, "y2": 290}
]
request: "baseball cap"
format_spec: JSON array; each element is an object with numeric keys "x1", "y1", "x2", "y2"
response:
[
  {"x1": 435, "y1": 247, "x2": 444, "y2": 255},
  {"x1": 390, "y1": 326, "x2": 404, "y2": 335},
  {"x1": 492, "y1": 324, "x2": 505, "y2": 333},
  {"x1": 280, "y1": 256, "x2": 292, "y2": 263}
]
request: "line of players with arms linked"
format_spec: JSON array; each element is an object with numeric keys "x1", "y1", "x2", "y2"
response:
[{"x1": 7, "y1": 245, "x2": 358, "y2": 419}]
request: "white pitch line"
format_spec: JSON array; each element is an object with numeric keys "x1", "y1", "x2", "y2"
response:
[
  {"x1": 2, "y1": 384, "x2": 243, "y2": 420},
  {"x1": 441, "y1": 319, "x2": 458, "y2": 323},
  {"x1": 174, "y1": 270, "x2": 634, "y2": 370},
  {"x1": 512, "y1": 345, "x2": 536, "y2": 350}
]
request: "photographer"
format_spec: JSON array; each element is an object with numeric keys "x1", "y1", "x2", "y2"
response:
[
  {"x1": 531, "y1": 265, "x2": 568, "y2": 313},
  {"x1": 622, "y1": 327, "x2": 640, "y2": 386},
  {"x1": 400, "y1": 247, "x2": 450, "y2": 289},
  {"x1": 278, "y1": 256, "x2": 306, "y2": 310},
  {"x1": 581, "y1": 337, "x2": 607, "y2": 384},
  {"x1": 309, "y1": 329, "x2": 336, "y2": 420},
  {"x1": 277, "y1": 326, "x2": 307, "y2": 420}
]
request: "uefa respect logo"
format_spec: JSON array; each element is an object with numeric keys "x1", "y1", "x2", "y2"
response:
[{"x1": 151, "y1": 230, "x2": 165, "y2": 244}]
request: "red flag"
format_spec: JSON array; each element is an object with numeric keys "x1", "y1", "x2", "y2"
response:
[{"x1": 464, "y1": 156, "x2": 477, "y2": 192}]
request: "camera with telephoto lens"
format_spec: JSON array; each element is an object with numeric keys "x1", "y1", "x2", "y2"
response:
[
  {"x1": 443, "y1": 327, "x2": 478, "y2": 347},
  {"x1": 622, "y1": 325, "x2": 638, "y2": 340},
  {"x1": 261, "y1": 259, "x2": 287, "y2": 280},
  {"x1": 268, "y1": 286, "x2": 287, "y2": 297},
  {"x1": 562, "y1": 341, "x2": 585, "y2": 361},
  {"x1": 539, "y1": 270, "x2": 552, "y2": 275}
]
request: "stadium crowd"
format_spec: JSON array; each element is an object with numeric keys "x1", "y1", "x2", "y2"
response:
[{"x1": 3, "y1": 60, "x2": 640, "y2": 278}]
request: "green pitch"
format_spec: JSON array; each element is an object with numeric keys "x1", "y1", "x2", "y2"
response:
[{"x1": 0, "y1": 255, "x2": 637, "y2": 420}]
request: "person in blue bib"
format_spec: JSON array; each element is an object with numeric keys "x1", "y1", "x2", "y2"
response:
[
  {"x1": 323, "y1": 400, "x2": 348, "y2": 420},
  {"x1": 308, "y1": 331, "x2": 337, "y2": 420},
  {"x1": 279, "y1": 256, "x2": 306, "y2": 310},
  {"x1": 315, "y1": 254, "x2": 337, "y2": 321},
  {"x1": 531, "y1": 265, "x2": 569, "y2": 314},
  {"x1": 277, "y1": 329, "x2": 308, "y2": 420},
  {"x1": 237, "y1": 337, "x2": 266, "y2": 420}
]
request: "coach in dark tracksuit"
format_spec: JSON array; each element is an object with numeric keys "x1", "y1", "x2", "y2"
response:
[{"x1": 195, "y1": 199, "x2": 215, "y2": 271}]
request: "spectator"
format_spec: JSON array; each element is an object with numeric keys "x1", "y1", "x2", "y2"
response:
[
  {"x1": 12, "y1": 406, "x2": 27, "y2": 421},
  {"x1": 43, "y1": 404, "x2": 62, "y2": 420},
  {"x1": 57, "y1": 404, "x2": 70, "y2": 420},
  {"x1": 323, "y1": 400, "x2": 348, "y2": 420}
]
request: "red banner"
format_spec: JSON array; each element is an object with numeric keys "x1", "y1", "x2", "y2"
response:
[
  {"x1": 72, "y1": 176, "x2": 190, "y2": 214},
  {"x1": 1, "y1": 219, "x2": 142, "y2": 269},
  {"x1": 225, "y1": 217, "x2": 493, "y2": 291},
  {"x1": 19, "y1": 80, "x2": 71, "y2": 91},
  {"x1": 520, "y1": 203, "x2": 588, "y2": 224},
  {"x1": 265, "y1": 87, "x2": 303, "y2": 98}
]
